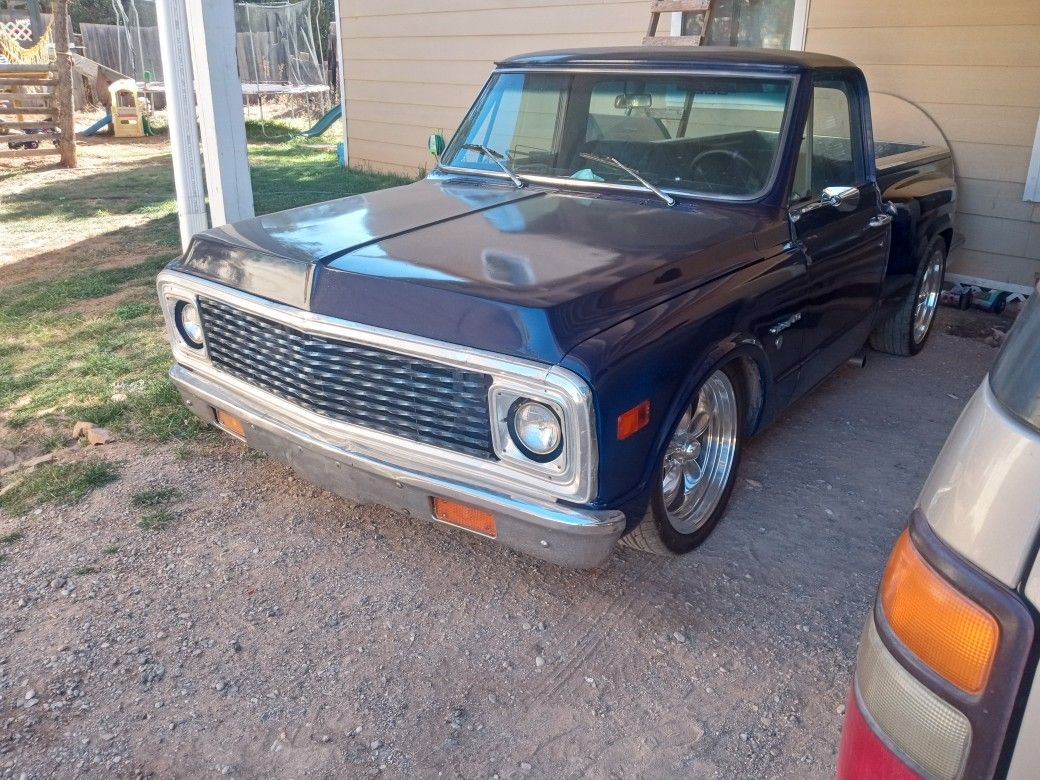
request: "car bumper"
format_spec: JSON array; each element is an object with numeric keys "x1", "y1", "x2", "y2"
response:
[{"x1": 170, "y1": 364, "x2": 625, "y2": 568}]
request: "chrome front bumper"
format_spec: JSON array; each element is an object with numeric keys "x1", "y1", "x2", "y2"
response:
[{"x1": 170, "y1": 364, "x2": 625, "y2": 568}]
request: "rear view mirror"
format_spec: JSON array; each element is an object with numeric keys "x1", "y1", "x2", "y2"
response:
[
  {"x1": 790, "y1": 185, "x2": 860, "y2": 222},
  {"x1": 615, "y1": 93, "x2": 652, "y2": 110},
  {"x1": 428, "y1": 133, "x2": 445, "y2": 156},
  {"x1": 821, "y1": 185, "x2": 860, "y2": 212}
]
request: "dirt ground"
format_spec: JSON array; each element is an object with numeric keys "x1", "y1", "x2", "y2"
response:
[{"x1": 0, "y1": 328, "x2": 997, "y2": 779}]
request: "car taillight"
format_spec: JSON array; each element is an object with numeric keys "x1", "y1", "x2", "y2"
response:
[
  {"x1": 837, "y1": 686, "x2": 921, "y2": 780},
  {"x1": 838, "y1": 510, "x2": 1036, "y2": 780},
  {"x1": 880, "y1": 530, "x2": 999, "y2": 694},
  {"x1": 855, "y1": 614, "x2": 971, "y2": 779}
]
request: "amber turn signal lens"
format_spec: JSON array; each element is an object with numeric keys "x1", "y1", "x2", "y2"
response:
[
  {"x1": 215, "y1": 408, "x2": 246, "y2": 438},
  {"x1": 617, "y1": 400, "x2": 651, "y2": 440},
  {"x1": 880, "y1": 530, "x2": 999, "y2": 694},
  {"x1": 431, "y1": 497, "x2": 497, "y2": 538}
]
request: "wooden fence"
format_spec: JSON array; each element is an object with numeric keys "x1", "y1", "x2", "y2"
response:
[{"x1": 80, "y1": 22, "x2": 161, "y2": 82}]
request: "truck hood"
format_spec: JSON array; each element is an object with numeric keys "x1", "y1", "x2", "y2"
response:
[{"x1": 175, "y1": 177, "x2": 772, "y2": 363}]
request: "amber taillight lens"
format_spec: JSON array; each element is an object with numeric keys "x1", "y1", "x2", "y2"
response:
[{"x1": 880, "y1": 530, "x2": 999, "y2": 694}]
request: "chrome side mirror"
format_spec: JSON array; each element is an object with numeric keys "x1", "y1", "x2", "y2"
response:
[
  {"x1": 821, "y1": 185, "x2": 860, "y2": 212},
  {"x1": 790, "y1": 185, "x2": 860, "y2": 222}
]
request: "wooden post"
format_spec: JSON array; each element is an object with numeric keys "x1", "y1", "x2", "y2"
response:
[
  {"x1": 156, "y1": 0, "x2": 210, "y2": 247},
  {"x1": 185, "y1": 0, "x2": 254, "y2": 226},
  {"x1": 53, "y1": 0, "x2": 76, "y2": 168},
  {"x1": 27, "y1": 0, "x2": 44, "y2": 44}
]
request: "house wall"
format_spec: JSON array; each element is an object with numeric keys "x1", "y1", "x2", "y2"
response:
[
  {"x1": 338, "y1": 0, "x2": 1040, "y2": 287},
  {"x1": 804, "y1": 0, "x2": 1040, "y2": 288},
  {"x1": 337, "y1": 0, "x2": 649, "y2": 176}
]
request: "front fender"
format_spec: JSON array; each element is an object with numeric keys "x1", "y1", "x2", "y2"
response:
[{"x1": 560, "y1": 279, "x2": 778, "y2": 521}]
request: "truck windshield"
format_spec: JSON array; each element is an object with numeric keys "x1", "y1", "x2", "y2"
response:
[
  {"x1": 441, "y1": 71, "x2": 793, "y2": 199},
  {"x1": 989, "y1": 288, "x2": 1040, "y2": 432}
]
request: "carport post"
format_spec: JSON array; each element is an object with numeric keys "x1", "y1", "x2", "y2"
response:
[
  {"x1": 155, "y1": 0, "x2": 208, "y2": 251},
  {"x1": 184, "y1": 0, "x2": 255, "y2": 227}
]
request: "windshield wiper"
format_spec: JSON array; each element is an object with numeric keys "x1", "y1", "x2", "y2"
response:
[
  {"x1": 579, "y1": 152, "x2": 675, "y2": 207},
  {"x1": 462, "y1": 143, "x2": 524, "y2": 188}
]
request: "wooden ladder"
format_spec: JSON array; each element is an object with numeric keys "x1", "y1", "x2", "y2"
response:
[
  {"x1": 0, "y1": 63, "x2": 62, "y2": 160},
  {"x1": 644, "y1": 0, "x2": 715, "y2": 46}
]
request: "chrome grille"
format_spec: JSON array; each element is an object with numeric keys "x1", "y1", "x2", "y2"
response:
[{"x1": 196, "y1": 298, "x2": 495, "y2": 458}]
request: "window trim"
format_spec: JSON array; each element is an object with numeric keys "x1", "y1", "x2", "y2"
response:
[
  {"x1": 1025, "y1": 113, "x2": 1040, "y2": 203},
  {"x1": 677, "y1": 0, "x2": 811, "y2": 50},
  {"x1": 789, "y1": 0, "x2": 811, "y2": 51},
  {"x1": 438, "y1": 68, "x2": 801, "y2": 205},
  {"x1": 788, "y1": 72, "x2": 867, "y2": 205}
]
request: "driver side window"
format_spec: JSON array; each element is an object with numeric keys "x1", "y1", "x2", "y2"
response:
[{"x1": 791, "y1": 78, "x2": 862, "y2": 202}]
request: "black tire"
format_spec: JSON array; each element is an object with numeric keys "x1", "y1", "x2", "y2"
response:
[
  {"x1": 621, "y1": 363, "x2": 746, "y2": 556},
  {"x1": 870, "y1": 236, "x2": 947, "y2": 356}
]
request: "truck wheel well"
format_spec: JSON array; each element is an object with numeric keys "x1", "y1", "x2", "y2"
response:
[
  {"x1": 938, "y1": 229, "x2": 953, "y2": 255},
  {"x1": 732, "y1": 355, "x2": 765, "y2": 435}
]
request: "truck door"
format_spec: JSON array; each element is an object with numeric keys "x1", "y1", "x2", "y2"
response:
[{"x1": 788, "y1": 74, "x2": 891, "y2": 393}]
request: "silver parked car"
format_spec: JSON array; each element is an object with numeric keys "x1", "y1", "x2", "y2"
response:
[{"x1": 837, "y1": 281, "x2": 1040, "y2": 780}]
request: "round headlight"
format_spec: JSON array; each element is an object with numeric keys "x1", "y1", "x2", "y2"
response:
[
  {"x1": 508, "y1": 399, "x2": 563, "y2": 462},
  {"x1": 175, "y1": 300, "x2": 205, "y2": 349}
]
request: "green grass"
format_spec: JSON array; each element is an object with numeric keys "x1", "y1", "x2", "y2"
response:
[
  {"x1": 41, "y1": 432, "x2": 68, "y2": 452},
  {"x1": 131, "y1": 487, "x2": 181, "y2": 507},
  {"x1": 73, "y1": 565, "x2": 99, "y2": 576},
  {"x1": 0, "y1": 531, "x2": 23, "y2": 545},
  {"x1": 0, "y1": 283, "x2": 205, "y2": 438},
  {"x1": 0, "y1": 255, "x2": 169, "y2": 318},
  {"x1": 0, "y1": 460, "x2": 120, "y2": 516},
  {"x1": 0, "y1": 137, "x2": 411, "y2": 453},
  {"x1": 113, "y1": 301, "x2": 152, "y2": 321},
  {"x1": 138, "y1": 508, "x2": 176, "y2": 532},
  {"x1": 131, "y1": 485, "x2": 183, "y2": 531}
]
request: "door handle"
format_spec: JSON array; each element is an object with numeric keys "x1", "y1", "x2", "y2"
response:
[
  {"x1": 869, "y1": 213, "x2": 893, "y2": 228},
  {"x1": 769, "y1": 312, "x2": 802, "y2": 335}
]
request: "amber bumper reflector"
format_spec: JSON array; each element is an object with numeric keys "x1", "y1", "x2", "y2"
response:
[
  {"x1": 432, "y1": 497, "x2": 497, "y2": 538},
  {"x1": 215, "y1": 408, "x2": 246, "y2": 439},
  {"x1": 880, "y1": 529, "x2": 999, "y2": 693},
  {"x1": 617, "y1": 400, "x2": 651, "y2": 440}
]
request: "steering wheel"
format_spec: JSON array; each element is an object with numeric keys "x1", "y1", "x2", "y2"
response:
[{"x1": 690, "y1": 149, "x2": 761, "y2": 194}]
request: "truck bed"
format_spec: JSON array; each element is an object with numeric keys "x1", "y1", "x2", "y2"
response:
[{"x1": 875, "y1": 140, "x2": 952, "y2": 179}]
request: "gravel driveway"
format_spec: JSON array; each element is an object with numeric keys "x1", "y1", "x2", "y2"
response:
[{"x1": 0, "y1": 332, "x2": 997, "y2": 779}]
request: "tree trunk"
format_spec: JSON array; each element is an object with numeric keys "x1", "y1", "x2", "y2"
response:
[{"x1": 53, "y1": 0, "x2": 77, "y2": 168}]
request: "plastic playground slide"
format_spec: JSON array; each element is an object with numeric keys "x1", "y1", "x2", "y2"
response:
[
  {"x1": 301, "y1": 104, "x2": 341, "y2": 137},
  {"x1": 80, "y1": 114, "x2": 112, "y2": 137},
  {"x1": 81, "y1": 103, "x2": 340, "y2": 138}
]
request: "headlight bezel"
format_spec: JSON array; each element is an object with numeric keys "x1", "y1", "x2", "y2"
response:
[
  {"x1": 507, "y1": 398, "x2": 564, "y2": 462},
  {"x1": 157, "y1": 280, "x2": 210, "y2": 360},
  {"x1": 174, "y1": 299, "x2": 206, "y2": 349},
  {"x1": 489, "y1": 385, "x2": 582, "y2": 484}
]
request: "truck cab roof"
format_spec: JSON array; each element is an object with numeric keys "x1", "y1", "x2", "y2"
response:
[{"x1": 497, "y1": 46, "x2": 858, "y2": 74}]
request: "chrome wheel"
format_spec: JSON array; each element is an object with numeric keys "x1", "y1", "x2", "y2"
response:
[
  {"x1": 660, "y1": 370, "x2": 739, "y2": 534},
  {"x1": 913, "y1": 249, "x2": 944, "y2": 345}
]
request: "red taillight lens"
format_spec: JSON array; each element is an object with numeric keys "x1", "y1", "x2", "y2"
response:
[{"x1": 837, "y1": 687, "x2": 922, "y2": 780}]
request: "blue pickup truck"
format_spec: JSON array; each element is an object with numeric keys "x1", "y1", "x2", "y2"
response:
[{"x1": 157, "y1": 48, "x2": 955, "y2": 567}]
